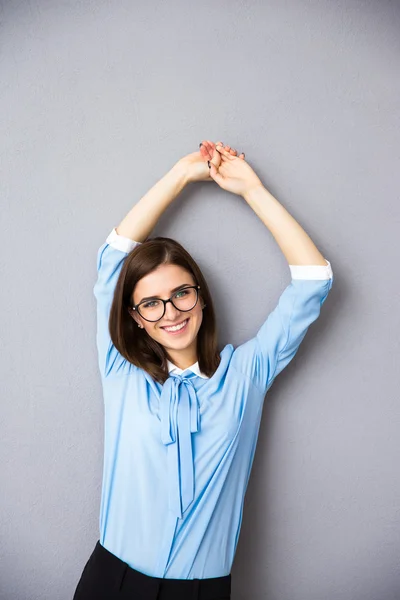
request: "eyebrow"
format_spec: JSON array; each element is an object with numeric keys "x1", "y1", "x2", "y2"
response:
[{"x1": 138, "y1": 284, "x2": 193, "y2": 304}]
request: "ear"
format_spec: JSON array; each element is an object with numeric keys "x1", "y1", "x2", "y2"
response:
[{"x1": 128, "y1": 307, "x2": 142, "y2": 327}]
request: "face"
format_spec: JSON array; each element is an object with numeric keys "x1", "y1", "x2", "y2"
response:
[{"x1": 129, "y1": 264, "x2": 205, "y2": 363}]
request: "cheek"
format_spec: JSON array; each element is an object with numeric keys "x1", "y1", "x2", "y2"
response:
[
  {"x1": 191, "y1": 306, "x2": 204, "y2": 328},
  {"x1": 145, "y1": 324, "x2": 159, "y2": 337}
]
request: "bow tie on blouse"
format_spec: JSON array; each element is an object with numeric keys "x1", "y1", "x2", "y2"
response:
[{"x1": 160, "y1": 371, "x2": 200, "y2": 519}]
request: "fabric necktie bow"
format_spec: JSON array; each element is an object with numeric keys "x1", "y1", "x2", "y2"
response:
[{"x1": 160, "y1": 372, "x2": 200, "y2": 519}]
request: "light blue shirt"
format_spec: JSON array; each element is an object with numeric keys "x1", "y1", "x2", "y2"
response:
[{"x1": 93, "y1": 228, "x2": 334, "y2": 579}]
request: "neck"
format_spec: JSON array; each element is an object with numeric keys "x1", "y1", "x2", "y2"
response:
[{"x1": 166, "y1": 343, "x2": 198, "y2": 371}]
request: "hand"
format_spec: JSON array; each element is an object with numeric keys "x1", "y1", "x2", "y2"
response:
[
  {"x1": 199, "y1": 140, "x2": 244, "y2": 163},
  {"x1": 176, "y1": 143, "x2": 223, "y2": 184},
  {"x1": 205, "y1": 142, "x2": 264, "y2": 197}
]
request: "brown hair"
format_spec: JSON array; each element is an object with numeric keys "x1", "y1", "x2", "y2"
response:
[{"x1": 109, "y1": 236, "x2": 221, "y2": 384}]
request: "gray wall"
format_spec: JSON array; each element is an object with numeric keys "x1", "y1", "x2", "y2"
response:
[{"x1": 1, "y1": 1, "x2": 399, "y2": 599}]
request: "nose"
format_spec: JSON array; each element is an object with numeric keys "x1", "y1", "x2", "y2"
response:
[{"x1": 163, "y1": 299, "x2": 182, "y2": 320}]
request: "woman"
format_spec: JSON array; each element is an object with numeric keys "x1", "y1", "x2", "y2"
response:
[{"x1": 73, "y1": 141, "x2": 333, "y2": 599}]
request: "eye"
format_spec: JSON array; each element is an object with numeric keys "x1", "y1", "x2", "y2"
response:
[
  {"x1": 142, "y1": 299, "x2": 161, "y2": 308},
  {"x1": 174, "y1": 289, "x2": 189, "y2": 298}
]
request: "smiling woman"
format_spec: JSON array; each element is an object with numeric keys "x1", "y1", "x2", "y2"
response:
[{"x1": 74, "y1": 143, "x2": 333, "y2": 600}]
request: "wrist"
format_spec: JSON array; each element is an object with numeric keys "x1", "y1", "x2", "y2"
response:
[
  {"x1": 172, "y1": 160, "x2": 190, "y2": 188},
  {"x1": 242, "y1": 182, "x2": 265, "y2": 203}
]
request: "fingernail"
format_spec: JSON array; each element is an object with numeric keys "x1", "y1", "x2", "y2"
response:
[
  {"x1": 207, "y1": 161, "x2": 211, "y2": 168},
  {"x1": 199, "y1": 143, "x2": 203, "y2": 147}
]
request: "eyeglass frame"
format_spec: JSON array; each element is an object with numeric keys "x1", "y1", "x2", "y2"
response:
[{"x1": 130, "y1": 285, "x2": 203, "y2": 322}]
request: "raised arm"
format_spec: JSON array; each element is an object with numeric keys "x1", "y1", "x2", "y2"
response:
[
  {"x1": 114, "y1": 144, "x2": 223, "y2": 242},
  {"x1": 93, "y1": 161, "x2": 192, "y2": 378},
  {"x1": 242, "y1": 184, "x2": 327, "y2": 266},
  {"x1": 93, "y1": 145, "x2": 223, "y2": 378},
  {"x1": 213, "y1": 143, "x2": 328, "y2": 266},
  {"x1": 208, "y1": 143, "x2": 334, "y2": 393},
  {"x1": 115, "y1": 162, "x2": 189, "y2": 242}
]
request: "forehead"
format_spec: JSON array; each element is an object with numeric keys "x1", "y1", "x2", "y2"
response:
[{"x1": 133, "y1": 264, "x2": 195, "y2": 300}]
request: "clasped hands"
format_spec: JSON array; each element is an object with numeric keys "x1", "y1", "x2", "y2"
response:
[{"x1": 176, "y1": 140, "x2": 263, "y2": 197}]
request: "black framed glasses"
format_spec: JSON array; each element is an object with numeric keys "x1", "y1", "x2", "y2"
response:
[{"x1": 131, "y1": 285, "x2": 202, "y2": 322}]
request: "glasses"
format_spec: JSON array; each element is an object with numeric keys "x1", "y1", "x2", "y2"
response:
[{"x1": 131, "y1": 285, "x2": 201, "y2": 322}]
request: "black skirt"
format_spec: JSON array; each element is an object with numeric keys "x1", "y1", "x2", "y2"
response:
[{"x1": 72, "y1": 539, "x2": 232, "y2": 599}]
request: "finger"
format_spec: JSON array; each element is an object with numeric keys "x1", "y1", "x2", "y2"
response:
[
  {"x1": 202, "y1": 141, "x2": 222, "y2": 166},
  {"x1": 206, "y1": 140, "x2": 225, "y2": 149},
  {"x1": 199, "y1": 142, "x2": 212, "y2": 160},
  {"x1": 221, "y1": 144, "x2": 237, "y2": 155},
  {"x1": 208, "y1": 160, "x2": 224, "y2": 184},
  {"x1": 200, "y1": 146, "x2": 211, "y2": 161},
  {"x1": 216, "y1": 145, "x2": 236, "y2": 160},
  {"x1": 211, "y1": 152, "x2": 222, "y2": 167},
  {"x1": 206, "y1": 140, "x2": 224, "y2": 161},
  {"x1": 225, "y1": 145, "x2": 238, "y2": 155},
  {"x1": 224, "y1": 146, "x2": 240, "y2": 158},
  {"x1": 203, "y1": 140, "x2": 216, "y2": 159},
  {"x1": 216, "y1": 143, "x2": 233, "y2": 153}
]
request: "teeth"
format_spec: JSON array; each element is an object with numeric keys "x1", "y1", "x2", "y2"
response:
[{"x1": 163, "y1": 319, "x2": 188, "y2": 332}]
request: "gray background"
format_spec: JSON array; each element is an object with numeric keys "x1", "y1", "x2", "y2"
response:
[{"x1": 1, "y1": 1, "x2": 399, "y2": 599}]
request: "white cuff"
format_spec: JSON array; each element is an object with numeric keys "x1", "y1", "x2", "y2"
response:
[
  {"x1": 106, "y1": 228, "x2": 141, "y2": 254},
  {"x1": 289, "y1": 258, "x2": 333, "y2": 280}
]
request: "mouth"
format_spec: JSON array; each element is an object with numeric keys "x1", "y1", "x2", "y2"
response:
[{"x1": 160, "y1": 317, "x2": 190, "y2": 335}]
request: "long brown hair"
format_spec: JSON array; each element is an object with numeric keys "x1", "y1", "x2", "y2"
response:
[{"x1": 109, "y1": 236, "x2": 221, "y2": 384}]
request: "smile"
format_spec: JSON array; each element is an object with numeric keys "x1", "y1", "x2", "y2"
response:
[{"x1": 161, "y1": 318, "x2": 189, "y2": 334}]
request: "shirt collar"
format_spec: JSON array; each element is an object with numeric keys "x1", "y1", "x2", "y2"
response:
[{"x1": 166, "y1": 359, "x2": 209, "y2": 379}]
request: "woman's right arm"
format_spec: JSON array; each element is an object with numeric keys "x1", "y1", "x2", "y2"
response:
[
  {"x1": 115, "y1": 161, "x2": 189, "y2": 242},
  {"x1": 93, "y1": 162, "x2": 190, "y2": 378}
]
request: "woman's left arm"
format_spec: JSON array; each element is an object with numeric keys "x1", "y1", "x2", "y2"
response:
[
  {"x1": 208, "y1": 144, "x2": 334, "y2": 394},
  {"x1": 210, "y1": 143, "x2": 327, "y2": 266},
  {"x1": 242, "y1": 184, "x2": 327, "y2": 266}
]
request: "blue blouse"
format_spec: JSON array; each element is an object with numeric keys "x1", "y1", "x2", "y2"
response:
[{"x1": 93, "y1": 228, "x2": 334, "y2": 579}]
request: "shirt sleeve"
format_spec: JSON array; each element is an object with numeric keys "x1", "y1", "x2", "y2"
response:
[
  {"x1": 93, "y1": 228, "x2": 141, "y2": 378},
  {"x1": 231, "y1": 259, "x2": 334, "y2": 395}
]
